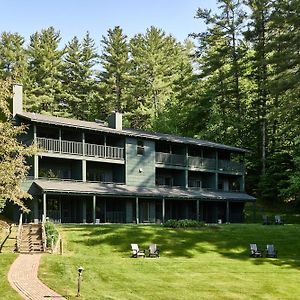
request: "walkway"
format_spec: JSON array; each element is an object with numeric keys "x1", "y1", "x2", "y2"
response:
[{"x1": 8, "y1": 254, "x2": 66, "y2": 300}]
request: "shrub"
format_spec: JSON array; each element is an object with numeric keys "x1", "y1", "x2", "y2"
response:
[
  {"x1": 44, "y1": 221, "x2": 59, "y2": 248},
  {"x1": 163, "y1": 219, "x2": 206, "y2": 228}
]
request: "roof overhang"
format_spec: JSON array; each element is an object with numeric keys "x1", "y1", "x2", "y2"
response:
[
  {"x1": 16, "y1": 112, "x2": 249, "y2": 153},
  {"x1": 30, "y1": 180, "x2": 256, "y2": 202}
]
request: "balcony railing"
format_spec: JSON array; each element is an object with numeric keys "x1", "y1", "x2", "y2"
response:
[
  {"x1": 188, "y1": 156, "x2": 216, "y2": 170},
  {"x1": 155, "y1": 152, "x2": 186, "y2": 166},
  {"x1": 35, "y1": 137, "x2": 124, "y2": 161},
  {"x1": 218, "y1": 160, "x2": 244, "y2": 173},
  {"x1": 156, "y1": 152, "x2": 244, "y2": 173}
]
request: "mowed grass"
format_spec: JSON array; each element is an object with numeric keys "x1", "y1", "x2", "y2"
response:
[
  {"x1": 39, "y1": 224, "x2": 300, "y2": 300},
  {"x1": 0, "y1": 224, "x2": 23, "y2": 300}
]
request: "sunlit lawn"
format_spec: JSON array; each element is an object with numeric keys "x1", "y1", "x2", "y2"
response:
[
  {"x1": 0, "y1": 224, "x2": 23, "y2": 300},
  {"x1": 39, "y1": 224, "x2": 300, "y2": 300}
]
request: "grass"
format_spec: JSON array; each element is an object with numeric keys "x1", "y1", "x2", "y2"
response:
[
  {"x1": 39, "y1": 224, "x2": 300, "y2": 300},
  {"x1": 0, "y1": 221, "x2": 23, "y2": 300}
]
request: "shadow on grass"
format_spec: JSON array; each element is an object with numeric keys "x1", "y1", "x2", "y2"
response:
[{"x1": 60, "y1": 224, "x2": 300, "y2": 270}]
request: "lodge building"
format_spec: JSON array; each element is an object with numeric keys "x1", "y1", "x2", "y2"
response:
[{"x1": 12, "y1": 84, "x2": 255, "y2": 224}]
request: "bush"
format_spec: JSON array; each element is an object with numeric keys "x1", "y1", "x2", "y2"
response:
[
  {"x1": 163, "y1": 219, "x2": 206, "y2": 228},
  {"x1": 44, "y1": 221, "x2": 59, "y2": 248}
]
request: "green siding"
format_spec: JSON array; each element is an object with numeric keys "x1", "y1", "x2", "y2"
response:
[{"x1": 126, "y1": 138, "x2": 155, "y2": 187}]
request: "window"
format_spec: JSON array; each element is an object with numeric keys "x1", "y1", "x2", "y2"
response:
[{"x1": 137, "y1": 140, "x2": 145, "y2": 155}]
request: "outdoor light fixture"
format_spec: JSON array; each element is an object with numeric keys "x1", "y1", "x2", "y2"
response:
[{"x1": 77, "y1": 266, "x2": 84, "y2": 297}]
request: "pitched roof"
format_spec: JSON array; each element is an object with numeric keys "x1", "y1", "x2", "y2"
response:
[
  {"x1": 31, "y1": 179, "x2": 256, "y2": 202},
  {"x1": 17, "y1": 112, "x2": 248, "y2": 153}
]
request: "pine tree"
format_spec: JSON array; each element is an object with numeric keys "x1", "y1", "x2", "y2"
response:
[
  {"x1": 61, "y1": 32, "x2": 98, "y2": 120},
  {"x1": 25, "y1": 27, "x2": 64, "y2": 114},
  {"x1": 0, "y1": 32, "x2": 27, "y2": 81},
  {"x1": 97, "y1": 26, "x2": 130, "y2": 119},
  {"x1": 191, "y1": 0, "x2": 248, "y2": 146},
  {"x1": 128, "y1": 26, "x2": 182, "y2": 129}
]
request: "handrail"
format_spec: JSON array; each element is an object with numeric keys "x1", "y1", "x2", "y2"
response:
[
  {"x1": 0, "y1": 224, "x2": 12, "y2": 253},
  {"x1": 41, "y1": 221, "x2": 47, "y2": 252},
  {"x1": 16, "y1": 213, "x2": 23, "y2": 252},
  {"x1": 35, "y1": 137, "x2": 124, "y2": 160}
]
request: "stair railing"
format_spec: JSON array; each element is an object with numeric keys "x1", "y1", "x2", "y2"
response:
[
  {"x1": 16, "y1": 213, "x2": 23, "y2": 252},
  {"x1": 41, "y1": 221, "x2": 47, "y2": 252}
]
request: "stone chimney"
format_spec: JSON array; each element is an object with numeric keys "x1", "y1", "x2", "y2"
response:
[
  {"x1": 108, "y1": 111, "x2": 122, "y2": 130},
  {"x1": 12, "y1": 83, "x2": 23, "y2": 117}
]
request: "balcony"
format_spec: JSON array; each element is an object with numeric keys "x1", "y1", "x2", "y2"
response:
[
  {"x1": 218, "y1": 160, "x2": 244, "y2": 173},
  {"x1": 155, "y1": 152, "x2": 186, "y2": 167},
  {"x1": 35, "y1": 137, "x2": 124, "y2": 161},
  {"x1": 188, "y1": 156, "x2": 216, "y2": 170}
]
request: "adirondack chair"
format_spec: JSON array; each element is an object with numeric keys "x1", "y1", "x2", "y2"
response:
[
  {"x1": 274, "y1": 215, "x2": 284, "y2": 225},
  {"x1": 131, "y1": 244, "x2": 145, "y2": 258},
  {"x1": 265, "y1": 244, "x2": 278, "y2": 258},
  {"x1": 250, "y1": 244, "x2": 263, "y2": 258},
  {"x1": 262, "y1": 215, "x2": 271, "y2": 225},
  {"x1": 148, "y1": 244, "x2": 160, "y2": 257}
]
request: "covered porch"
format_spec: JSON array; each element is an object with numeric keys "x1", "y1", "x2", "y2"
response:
[{"x1": 28, "y1": 179, "x2": 256, "y2": 224}]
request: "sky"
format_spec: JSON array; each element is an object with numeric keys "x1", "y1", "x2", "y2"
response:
[{"x1": 0, "y1": 0, "x2": 218, "y2": 46}]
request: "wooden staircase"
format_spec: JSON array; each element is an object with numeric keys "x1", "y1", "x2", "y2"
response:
[{"x1": 19, "y1": 224, "x2": 44, "y2": 253}]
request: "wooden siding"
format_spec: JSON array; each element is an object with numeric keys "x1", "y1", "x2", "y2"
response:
[{"x1": 126, "y1": 138, "x2": 156, "y2": 187}]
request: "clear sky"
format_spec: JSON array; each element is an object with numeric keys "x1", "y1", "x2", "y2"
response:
[{"x1": 0, "y1": 0, "x2": 218, "y2": 46}]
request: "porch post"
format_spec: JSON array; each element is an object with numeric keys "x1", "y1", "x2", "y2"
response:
[
  {"x1": 59, "y1": 129, "x2": 62, "y2": 153},
  {"x1": 93, "y1": 195, "x2": 96, "y2": 224},
  {"x1": 226, "y1": 200, "x2": 230, "y2": 223},
  {"x1": 33, "y1": 198, "x2": 39, "y2": 224},
  {"x1": 196, "y1": 200, "x2": 200, "y2": 221},
  {"x1": 162, "y1": 197, "x2": 165, "y2": 223},
  {"x1": 82, "y1": 160, "x2": 86, "y2": 182},
  {"x1": 136, "y1": 197, "x2": 139, "y2": 224},
  {"x1": 33, "y1": 125, "x2": 39, "y2": 179},
  {"x1": 43, "y1": 193, "x2": 47, "y2": 222},
  {"x1": 82, "y1": 199, "x2": 86, "y2": 223}
]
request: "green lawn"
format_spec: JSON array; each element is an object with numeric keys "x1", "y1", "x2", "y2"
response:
[
  {"x1": 0, "y1": 223, "x2": 23, "y2": 300},
  {"x1": 39, "y1": 224, "x2": 300, "y2": 300}
]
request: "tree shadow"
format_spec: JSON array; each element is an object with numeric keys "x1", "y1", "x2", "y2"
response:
[{"x1": 60, "y1": 224, "x2": 300, "y2": 270}]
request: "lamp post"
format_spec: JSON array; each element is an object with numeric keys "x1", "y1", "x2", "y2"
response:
[{"x1": 77, "y1": 266, "x2": 84, "y2": 297}]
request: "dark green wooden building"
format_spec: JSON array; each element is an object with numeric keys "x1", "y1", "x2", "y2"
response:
[{"x1": 12, "y1": 84, "x2": 255, "y2": 224}]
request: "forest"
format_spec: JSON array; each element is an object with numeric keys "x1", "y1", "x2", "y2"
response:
[{"x1": 0, "y1": 0, "x2": 299, "y2": 210}]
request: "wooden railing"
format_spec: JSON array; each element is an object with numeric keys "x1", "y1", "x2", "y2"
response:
[
  {"x1": 218, "y1": 160, "x2": 244, "y2": 173},
  {"x1": 35, "y1": 137, "x2": 124, "y2": 161},
  {"x1": 156, "y1": 152, "x2": 244, "y2": 173},
  {"x1": 155, "y1": 152, "x2": 186, "y2": 166},
  {"x1": 41, "y1": 221, "x2": 46, "y2": 251},
  {"x1": 188, "y1": 156, "x2": 216, "y2": 170}
]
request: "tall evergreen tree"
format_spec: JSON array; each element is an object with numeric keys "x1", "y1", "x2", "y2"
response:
[
  {"x1": 191, "y1": 0, "x2": 248, "y2": 146},
  {"x1": 0, "y1": 32, "x2": 27, "y2": 81},
  {"x1": 61, "y1": 32, "x2": 98, "y2": 120},
  {"x1": 25, "y1": 27, "x2": 64, "y2": 114},
  {"x1": 97, "y1": 26, "x2": 130, "y2": 119},
  {"x1": 128, "y1": 26, "x2": 182, "y2": 129}
]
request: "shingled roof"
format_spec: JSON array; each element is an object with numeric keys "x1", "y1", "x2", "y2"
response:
[
  {"x1": 17, "y1": 112, "x2": 248, "y2": 153},
  {"x1": 31, "y1": 179, "x2": 255, "y2": 201}
]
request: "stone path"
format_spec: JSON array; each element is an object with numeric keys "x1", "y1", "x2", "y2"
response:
[{"x1": 8, "y1": 254, "x2": 66, "y2": 300}]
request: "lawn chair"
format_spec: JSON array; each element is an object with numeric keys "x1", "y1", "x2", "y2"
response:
[
  {"x1": 262, "y1": 215, "x2": 271, "y2": 225},
  {"x1": 250, "y1": 244, "x2": 263, "y2": 257},
  {"x1": 148, "y1": 244, "x2": 160, "y2": 257},
  {"x1": 274, "y1": 215, "x2": 284, "y2": 225},
  {"x1": 265, "y1": 244, "x2": 277, "y2": 258},
  {"x1": 131, "y1": 244, "x2": 145, "y2": 258}
]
